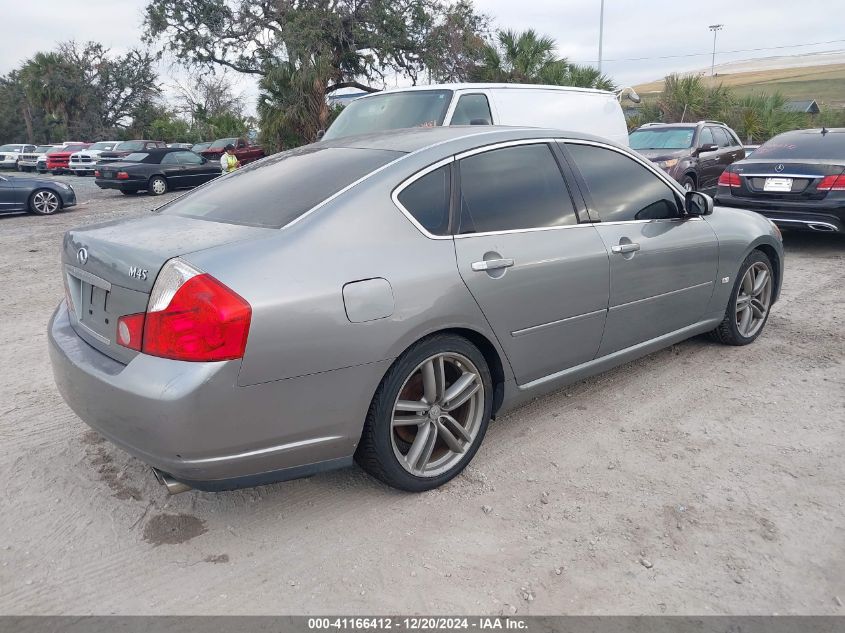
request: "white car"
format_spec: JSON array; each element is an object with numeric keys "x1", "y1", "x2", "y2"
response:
[
  {"x1": 0, "y1": 144, "x2": 36, "y2": 169},
  {"x1": 68, "y1": 141, "x2": 121, "y2": 175},
  {"x1": 17, "y1": 145, "x2": 60, "y2": 172}
]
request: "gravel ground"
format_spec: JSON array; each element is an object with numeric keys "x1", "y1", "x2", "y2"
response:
[{"x1": 0, "y1": 172, "x2": 843, "y2": 615}]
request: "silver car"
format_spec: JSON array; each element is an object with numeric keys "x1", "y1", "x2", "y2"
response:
[{"x1": 48, "y1": 127, "x2": 784, "y2": 494}]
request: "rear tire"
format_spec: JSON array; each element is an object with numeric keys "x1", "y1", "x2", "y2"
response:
[
  {"x1": 355, "y1": 334, "x2": 493, "y2": 492},
  {"x1": 710, "y1": 250, "x2": 774, "y2": 346},
  {"x1": 148, "y1": 176, "x2": 167, "y2": 196}
]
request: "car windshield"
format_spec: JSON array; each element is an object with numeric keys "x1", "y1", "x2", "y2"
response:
[
  {"x1": 61, "y1": 144, "x2": 88, "y2": 152},
  {"x1": 89, "y1": 142, "x2": 117, "y2": 151},
  {"x1": 116, "y1": 141, "x2": 145, "y2": 152},
  {"x1": 629, "y1": 128, "x2": 695, "y2": 150},
  {"x1": 34, "y1": 146, "x2": 53, "y2": 152},
  {"x1": 324, "y1": 90, "x2": 453, "y2": 140},
  {"x1": 122, "y1": 152, "x2": 149, "y2": 162},
  {"x1": 0, "y1": 144, "x2": 21, "y2": 152},
  {"x1": 752, "y1": 131, "x2": 845, "y2": 160},
  {"x1": 158, "y1": 146, "x2": 401, "y2": 229},
  {"x1": 209, "y1": 138, "x2": 238, "y2": 150}
]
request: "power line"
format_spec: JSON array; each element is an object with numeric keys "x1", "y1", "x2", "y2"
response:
[{"x1": 573, "y1": 38, "x2": 845, "y2": 64}]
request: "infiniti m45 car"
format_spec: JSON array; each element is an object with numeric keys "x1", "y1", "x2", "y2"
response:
[{"x1": 48, "y1": 127, "x2": 783, "y2": 494}]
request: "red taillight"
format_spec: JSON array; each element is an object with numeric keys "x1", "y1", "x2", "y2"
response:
[
  {"x1": 817, "y1": 174, "x2": 845, "y2": 191},
  {"x1": 94, "y1": 170, "x2": 101, "y2": 177},
  {"x1": 718, "y1": 170, "x2": 741, "y2": 187},
  {"x1": 141, "y1": 273, "x2": 251, "y2": 362},
  {"x1": 116, "y1": 313, "x2": 145, "y2": 351},
  {"x1": 116, "y1": 171, "x2": 129, "y2": 180}
]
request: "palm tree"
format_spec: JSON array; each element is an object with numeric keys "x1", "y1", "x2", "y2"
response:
[{"x1": 471, "y1": 29, "x2": 615, "y2": 90}]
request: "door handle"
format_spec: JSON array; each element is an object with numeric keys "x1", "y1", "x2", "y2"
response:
[
  {"x1": 472, "y1": 258, "x2": 514, "y2": 272},
  {"x1": 611, "y1": 243, "x2": 640, "y2": 254}
]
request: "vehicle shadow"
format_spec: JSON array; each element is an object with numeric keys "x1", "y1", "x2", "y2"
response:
[{"x1": 781, "y1": 230, "x2": 844, "y2": 255}]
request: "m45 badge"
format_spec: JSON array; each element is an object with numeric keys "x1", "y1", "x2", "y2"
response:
[{"x1": 128, "y1": 266, "x2": 148, "y2": 281}]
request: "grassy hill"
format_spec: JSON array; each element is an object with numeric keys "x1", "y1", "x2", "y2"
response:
[{"x1": 634, "y1": 63, "x2": 845, "y2": 108}]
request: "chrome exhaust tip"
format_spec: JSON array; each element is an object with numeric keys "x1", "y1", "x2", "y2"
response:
[
  {"x1": 152, "y1": 468, "x2": 192, "y2": 495},
  {"x1": 807, "y1": 223, "x2": 836, "y2": 232}
]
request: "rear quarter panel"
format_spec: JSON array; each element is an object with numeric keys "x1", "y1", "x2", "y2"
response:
[{"x1": 703, "y1": 205, "x2": 785, "y2": 316}]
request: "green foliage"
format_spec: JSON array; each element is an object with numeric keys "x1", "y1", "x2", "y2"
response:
[
  {"x1": 721, "y1": 93, "x2": 806, "y2": 143},
  {"x1": 470, "y1": 29, "x2": 615, "y2": 90}
]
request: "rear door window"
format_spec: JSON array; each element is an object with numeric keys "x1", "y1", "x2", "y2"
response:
[
  {"x1": 159, "y1": 146, "x2": 401, "y2": 228},
  {"x1": 450, "y1": 94, "x2": 493, "y2": 126},
  {"x1": 396, "y1": 165, "x2": 451, "y2": 235},
  {"x1": 711, "y1": 127, "x2": 731, "y2": 147},
  {"x1": 566, "y1": 143, "x2": 680, "y2": 222},
  {"x1": 458, "y1": 144, "x2": 578, "y2": 234}
]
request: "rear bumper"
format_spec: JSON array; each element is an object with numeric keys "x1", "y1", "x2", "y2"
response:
[
  {"x1": 94, "y1": 179, "x2": 142, "y2": 191},
  {"x1": 48, "y1": 302, "x2": 385, "y2": 489},
  {"x1": 716, "y1": 196, "x2": 845, "y2": 233}
]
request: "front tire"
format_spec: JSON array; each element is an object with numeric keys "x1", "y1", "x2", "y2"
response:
[
  {"x1": 355, "y1": 334, "x2": 493, "y2": 492},
  {"x1": 710, "y1": 250, "x2": 774, "y2": 345},
  {"x1": 680, "y1": 174, "x2": 696, "y2": 192},
  {"x1": 148, "y1": 176, "x2": 167, "y2": 196},
  {"x1": 29, "y1": 189, "x2": 62, "y2": 215}
]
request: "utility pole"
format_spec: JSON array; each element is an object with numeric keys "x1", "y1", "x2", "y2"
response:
[
  {"x1": 709, "y1": 24, "x2": 723, "y2": 76},
  {"x1": 598, "y1": 0, "x2": 605, "y2": 73}
]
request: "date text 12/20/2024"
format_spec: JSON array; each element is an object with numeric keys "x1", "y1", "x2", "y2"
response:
[{"x1": 307, "y1": 617, "x2": 527, "y2": 630}]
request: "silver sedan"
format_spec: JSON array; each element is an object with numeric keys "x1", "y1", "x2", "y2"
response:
[{"x1": 48, "y1": 127, "x2": 784, "y2": 494}]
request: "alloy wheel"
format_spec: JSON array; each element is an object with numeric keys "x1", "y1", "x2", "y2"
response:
[
  {"x1": 390, "y1": 352, "x2": 485, "y2": 478},
  {"x1": 32, "y1": 190, "x2": 59, "y2": 214},
  {"x1": 735, "y1": 261, "x2": 773, "y2": 338}
]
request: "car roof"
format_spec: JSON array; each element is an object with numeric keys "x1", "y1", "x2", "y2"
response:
[
  {"x1": 319, "y1": 125, "x2": 621, "y2": 155},
  {"x1": 353, "y1": 83, "x2": 614, "y2": 97},
  {"x1": 129, "y1": 147, "x2": 190, "y2": 155}
]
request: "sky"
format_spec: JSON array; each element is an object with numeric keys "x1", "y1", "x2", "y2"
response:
[{"x1": 2, "y1": 0, "x2": 843, "y2": 104}]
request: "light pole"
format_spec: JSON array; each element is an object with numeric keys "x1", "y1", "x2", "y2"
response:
[
  {"x1": 709, "y1": 24, "x2": 723, "y2": 76},
  {"x1": 598, "y1": 0, "x2": 605, "y2": 73}
]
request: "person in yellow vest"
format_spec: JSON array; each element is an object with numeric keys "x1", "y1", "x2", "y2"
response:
[{"x1": 220, "y1": 143, "x2": 241, "y2": 174}]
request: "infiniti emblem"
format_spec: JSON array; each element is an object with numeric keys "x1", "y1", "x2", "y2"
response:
[
  {"x1": 775, "y1": 164, "x2": 785, "y2": 173},
  {"x1": 77, "y1": 247, "x2": 88, "y2": 266}
]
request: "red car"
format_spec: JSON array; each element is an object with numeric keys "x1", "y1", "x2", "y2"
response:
[
  {"x1": 46, "y1": 143, "x2": 90, "y2": 174},
  {"x1": 201, "y1": 137, "x2": 264, "y2": 165}
]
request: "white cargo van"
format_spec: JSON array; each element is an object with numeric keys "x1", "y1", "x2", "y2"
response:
[{"x1": 323, "y1": 83, "x2": 629, "y2": 146}]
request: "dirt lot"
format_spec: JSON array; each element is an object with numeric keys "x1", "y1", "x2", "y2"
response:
[{"x1": 0, "y1": 173, "x2": 843, "y2": 615}]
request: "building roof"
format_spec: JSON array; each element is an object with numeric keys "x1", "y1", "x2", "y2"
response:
[{"x1": 783, "y1": 100, "x2": 820, "y2": 114}]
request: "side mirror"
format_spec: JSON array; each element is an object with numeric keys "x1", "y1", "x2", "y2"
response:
[
  {"x1": 200, "y1": 157, "x2": 208, "y2": 164},
  {"x1": 697, "y1": 143, "x2": 718, "y2": 154},
  {"x1": 315, "y1": 130, "x2": 325, "y2": 141},
  {"x1": 685, "y1": 190, "x2": 713, "y2": 216}
]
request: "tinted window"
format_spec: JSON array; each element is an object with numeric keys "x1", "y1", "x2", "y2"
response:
[
  {"x1": 567, "y1": 144, "x2": 679, "y2": 222},
  {"x1": 122, "y1": 152, "x2": 149, "y2": 162},
  {"x1": 159, "y1": 146, "x2": 400, "y2": 229},
  {"x1": 450, "y1": 94, "x2": 492, "y2": 126},
  {"x1": 160, "y1": 152, "x2": 180, "y2": 164},
  {"x1": 397, "y1": 165, "x2": 451, "y2": 235},
  {"x1": 698, "y1": 128, "x2": 715, "y2": 147},
  {"x1": 324, "y1": 90, "x2": 453, "y2": 140},
  {"x1": 629, "y1": 128, "x2": 695, "y2": 150},
  {"x1": 177, "y1": 151, "x2": 204, "y2": 164},
  {"x1": 458, "y1": 144, "x2": 577, "y2": 234},
  {"x1": 753, "y1": 131, "x2": 845, "y2": 160},
  {"x1": 117, "y1": 141, "x2": 145, "y2": 151},
  {"x1": 711, "y1": 127, "x2": 731, "y2": 147}
]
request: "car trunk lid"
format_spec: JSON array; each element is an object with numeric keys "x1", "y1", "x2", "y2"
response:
[
  {"x1": 62, "y1": 214, "x2": 273, "y2": 363},
  {"x1": 731, "y1": 160, "x2": 845, "y2": 200}
]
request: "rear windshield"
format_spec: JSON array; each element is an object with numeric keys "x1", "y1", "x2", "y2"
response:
[
  {"x1": 116, "y1": 141, "x2": 145, "y2": 152},
  {"x1": 89, "y1": 141, "x2": 117, "y2": 151},
  {"x1": 122, "y1": 152, "x2": 149, "y2": 162},
  {"x1": 629, "y1": 128, "x2": 695, "y2": 150},
  {"x1": 209, "y1": 138, "x2": 238, "y2": 150},
  {"x1": 158, "y1": 146, "x2": 402, "y2": 228},
  {"x1": 752, "y1": 131, "x2": 845, "y2": 160},
  {"x1": 324, "y1": 90, "x2": 453, "y2": 140}
]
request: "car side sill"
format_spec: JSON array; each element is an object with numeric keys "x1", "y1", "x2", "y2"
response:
[{"x1": 517, "y1": 317, "x2": 723, "y2": 392}]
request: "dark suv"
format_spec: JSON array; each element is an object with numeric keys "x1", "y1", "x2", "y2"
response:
[{"x1": 629, "y1": 121, "x2": 745, "y2": 192}]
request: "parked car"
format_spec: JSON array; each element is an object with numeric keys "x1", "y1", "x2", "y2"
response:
[
  {"x1": 715, "y1": 128, "x2": 845, "y2": 233},
  {"x1": 46, "y1": 143, "x2": 91, "y2": 174},
  {"x1": 49, "y1": 126, "x2": 783, "y2": 495},
  {"x1": 97, "y1": 140, "x2": 167, "y2": 165},
  {"x1": 0, "y1": 173, "x2": 76, "y2": 215},
  {"x1": 167, "y1": 143, "x2": 194, "y2": 150},
  {"x1": 743, "y1": 144, "x2": 760, "y2": 157},
  {"x1": 0, "y1": 144, "x2": 37, "y2": 169},
  {"x1": 94, "y1": 148, "x2": 221, "y2": 196},
  {"x1": 17, "y1": 145, "x2": 59, "y2": 172},
  {"x1": 201, "y1": 137, "x2": 265, "y2": 165},
  {"x1": 191, "y1": 141, "x2": 212, "y2": 153},
  {"x1": 629, "y1": 121, "x2": 745, "y2": 192},
  {"x1": 68, "y1": 141, "x2": 122, "y2": 175},
  {"x1": 323, "y1": 83, "x2": 630, "y2": 146}
]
